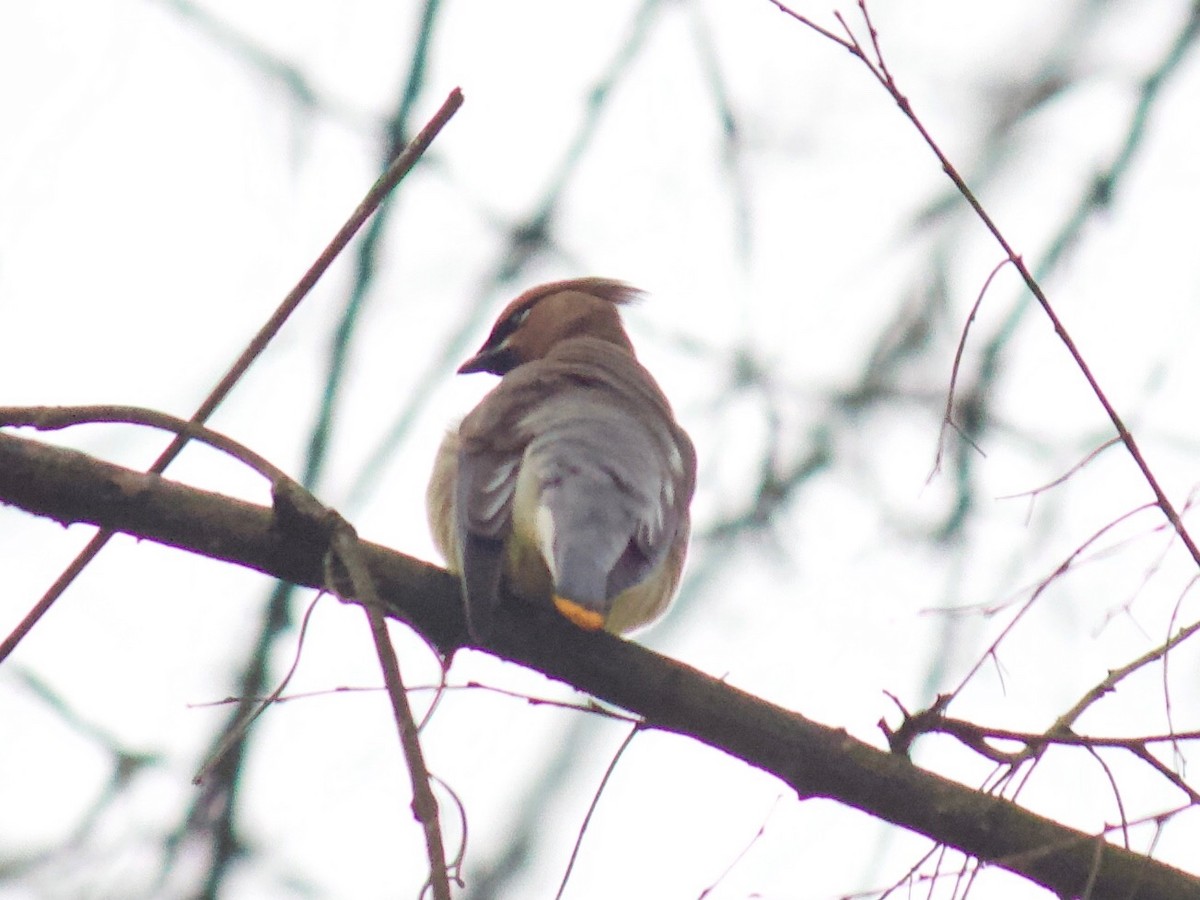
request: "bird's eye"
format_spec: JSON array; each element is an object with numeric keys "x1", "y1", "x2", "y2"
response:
[{"x1": 490, "y1": 306, "x2": 532, "y2": 346}]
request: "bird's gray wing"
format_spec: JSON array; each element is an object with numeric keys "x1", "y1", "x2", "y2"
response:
[{"x1": 454, "y1": 393, "x2": 529, "y2": 640}]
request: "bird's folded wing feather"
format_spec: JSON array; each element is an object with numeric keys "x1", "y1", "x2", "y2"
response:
[{"x1": 455, "y1": 339, "x2": 695, "y2": 592}]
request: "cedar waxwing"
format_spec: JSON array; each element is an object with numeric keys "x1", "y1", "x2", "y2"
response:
[{"x1": 427, "y1": 278, "x2": 696, "y2": 640}]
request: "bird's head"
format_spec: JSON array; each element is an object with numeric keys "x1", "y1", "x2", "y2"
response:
[{"x1": 458, "y1": 278, "x2": 642, "y2": 376}]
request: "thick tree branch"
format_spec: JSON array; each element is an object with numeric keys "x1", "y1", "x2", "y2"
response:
[{"x1": 1, "y1": 430, "x2": 1197, "y2": 899}]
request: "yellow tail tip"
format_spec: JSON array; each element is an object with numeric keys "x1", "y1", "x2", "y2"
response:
[{"x1": 553, "y1": 597, "x2": 606, "y2": 631}]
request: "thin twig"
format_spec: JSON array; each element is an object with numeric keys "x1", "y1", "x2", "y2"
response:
[
  {"x1": 1085, "y1": 746, "x2": 1131, "y2": 849},
  {"x1": 995, "y1": 437, "x2": 1122, "y2": 502},
  {"x1": 0, "y1": 87, "x2": 464, "y2": 666},
  {"x1": 0, "y1": 405, "x2": 292, "y2": 486},
  {"x1": 1162, "y1": 574, "x2": 1200, "y2": 768},
  {"x1": 554, "y1": 723, "x2": 642, "y2": 900},
  {"x1": 929, "y1": 257, "x2": 1013, "y2": 480},
  {"x1": 771, "y1": 0, "x2": 1200, "y2": 572},
  {"x1": 696, "y1": 796, "x2": 780, "y2": 898},
  {"x1": 190, "y1": 680, "x2": 639, "y2": 722},
  {"x1": 1127, "y1": 744, "x2": 1200, "y2": 806},
  {"x1": 935, "y1": 718, "x2": 1200, "y2": 751},
  {"x1": 192, "y1": 593, "x2": 326, "y2": 785},
  {"x1": 1052, "y1": 614, "x2": 1200, "y2": 735},
  {"x1": 948, "y1": 502, "x2": 1159, "y2": 697},
  {"x1": 330, "y1": 527, "x2": 452, "y2": 900}
]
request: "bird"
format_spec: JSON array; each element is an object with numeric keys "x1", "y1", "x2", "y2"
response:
[{"x1": 427, "y1": 277, "x2": 696, "y2": 641}]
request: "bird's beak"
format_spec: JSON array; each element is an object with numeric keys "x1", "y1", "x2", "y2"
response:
[
  {"x1": 457, "y1": 344, "x2": 516, "y2": 376},
  {"x1": 456, "y1": 351, "x2": 490, "y2": 375}
]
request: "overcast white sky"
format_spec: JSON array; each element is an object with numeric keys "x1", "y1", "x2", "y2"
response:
[{"x1": 3, "y1": 1, "x2": 1200, "y2": 898}]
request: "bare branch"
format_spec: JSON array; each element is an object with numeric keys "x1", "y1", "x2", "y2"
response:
[
  {"x1": 0, "y1": 88, "x2": 465, "y2": 666},
  {"x1": 773, "y1": 0, "x2": 1200, "y2": 575},
  {"x1": 2, "y1": 430, "x2": 1198, "y2": 898}
]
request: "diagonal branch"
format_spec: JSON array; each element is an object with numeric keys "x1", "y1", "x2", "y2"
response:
[
  {"x1": 1, "y1": 429, "x2": 1198, "y2": 899},
  {"x1": 0, "y1": 87, "x2": 464, "y2": 667},
  {"x1": 769, "y1": 0, "x2": 1200, "y2": 574}
]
